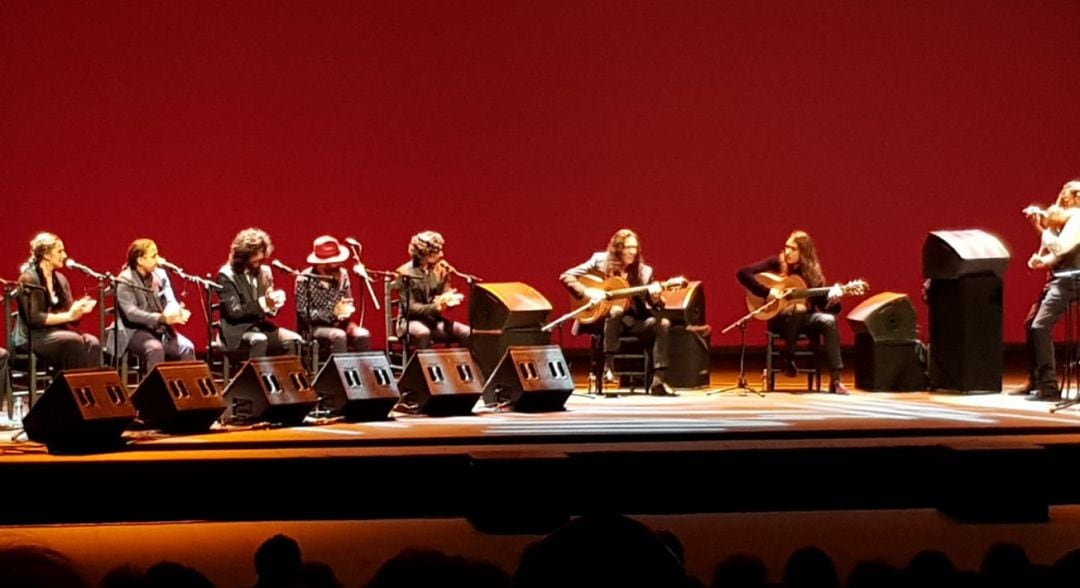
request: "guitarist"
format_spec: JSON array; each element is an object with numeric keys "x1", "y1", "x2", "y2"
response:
[
  {"x1": 559, "y1": 228, "x2": 675, "y2": 396},
  {"x1": 737, "y1": 230, "x2": 849, "y2": 395}
]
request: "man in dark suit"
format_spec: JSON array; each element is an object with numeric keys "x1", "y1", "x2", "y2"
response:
[
  {"x1": 107, "y1": 238, "x2": 196, "y2": 371},
  {"x1": 560, "y1": 228, "x2": 673, "y2": 396},
  {"x1": 216, "y1": 228, "x2": 301, "y2": 359}
]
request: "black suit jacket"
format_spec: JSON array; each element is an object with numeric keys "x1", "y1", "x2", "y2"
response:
[{"x1": 216, "y1": 264, "x2": 278, "y2": 350}]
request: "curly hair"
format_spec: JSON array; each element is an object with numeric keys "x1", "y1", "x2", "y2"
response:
[
  {"x1": 229, "y1": 228, "x2": 273, "y2": 271},
  {"x1": 408, "y1": 230, "x2": 445, "y2": 260},
  {"x1": 602, "y1": 228, "x2": 643, "y2": 281},
  {"x1": 780, "y1": 230, "x2": 825, "y2": 287}
]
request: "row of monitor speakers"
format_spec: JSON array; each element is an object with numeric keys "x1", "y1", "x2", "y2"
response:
[{"x1": 22, "y1": 346, "x2": 574, "y2": 453}]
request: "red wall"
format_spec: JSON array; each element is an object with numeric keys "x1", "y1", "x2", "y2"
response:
[{"x1": 3, "y1": 0, "x2": 1079, "y2": 349}]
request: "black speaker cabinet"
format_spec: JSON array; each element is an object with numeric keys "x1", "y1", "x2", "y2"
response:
[
  {"x1": 399, "y1": 348, "x2": 483, "y2": 416},
  {"x1": 221, "y1": 355, "x2": 318, "y2": 425},
  {"x1": 923, "y1": 230, "x2": 1010, "y2": 280},
  {"x1": 656, "y1": 280, "x2": 706, "y2": 325},
  {"x1": 853, "y1": 335, "x2": 927, "y2": 392},
  {"x1": 471, "y1": 329, "x2": 551, "y2": 378},
  {"x1": 131, "y1": 361, "x2": 226, "y2": 432},
  {"x1": 469, "y1": 282, "x2": 552, "y2": 330},
  {"x1": 23, "y1": 368, "x2": 135, "y2": 453},
  {"x1": 926, "y1": 276, "x2": 1005, "y2": 393},
  {"x1": 481, "y1": 345, "x2": 574, "y2": 412},
  {"x1": 846, "y1": 292, "x2": 918, "y2": 342},
  {"x1": 666, "y1": 326, "x2": 711, "y2": 388},
  {"x1": 313, "y1": 352, "x2": 400, "y2": 421}
]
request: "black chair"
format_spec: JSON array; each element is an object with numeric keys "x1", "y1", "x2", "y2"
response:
[
  {"x1": 3, "y1": 291, "x2": 52, "y2": 419},
  {"x1": 764, "y1": 330, "x2": 822, "y2": 392}
]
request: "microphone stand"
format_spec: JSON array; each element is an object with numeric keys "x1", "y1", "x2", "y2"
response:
[
  {"x1": 346, "y1": 244, "x2": 381, "y2": 312},
  {"x1": 707, "y1": 300, "x2": 780, "y2": 398}
]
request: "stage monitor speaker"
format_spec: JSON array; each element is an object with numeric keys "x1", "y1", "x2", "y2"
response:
[
  {"x1": 312, "y1": 352, "x2": 400, "y2": 421},
  {"x1": 469, "y1": 282, "x2": 552, "y2": 331},
  {"x1": 853, "y1": 335, "x2": 927, "y2": 392},
  {"x1": 482, "y1": 345, "x2": 574, "y2": 412},
  {"x1": 221, "y1": 355, "x2": 318, "y2": 425},
  {"x1": 656, "y1": 280, "x2": 706, "y2": 325},
  {"x1": 846, "y1": 292, "x2": 918, "y2": 342},
  {"x1": 399, "y1": 348, "x2": 483, "y2": 416},
  {"x1": 923, "y1": 230, "x2": 1010, "y2": 279},
  {"x1": 23, "y1": 368, "x2": 135, "y2": 453},
  {"x1": 131, "y1": 361, "x2": 226, "y2": 432},
  {"x1": 666, "y1": 325, "x2": 711, "y2": 388},
  {"x1": 926, "y1": 275, "x2": 1004, "y2": 393},
  {"x1": 471, "y1": 329, "x2": 551, "y2": 378}
]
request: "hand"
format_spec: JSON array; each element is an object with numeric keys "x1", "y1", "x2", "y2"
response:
[
  {"x1": 334, "y1": 298, "x2": 356, "y2": 320},
  {"x1": 265, "y1": 289, "x2": 287, "y2": 311},
  {"x1": 768, "y1": 287, "x2": 786, "y2": 302},
  {"x1": 69, "y1": 296, "x2": 96, "y2": 319},
  {"x1": 435, "y1": 289, "x2": 464, "y2": 310},
  {"x1": 827, "y1": 284, "x2": 843, "y2": 304},
  {"x1": 647, "y1": 282, "x2": 662, "y2": 296},
  {"x1": 1029, "y1": 253, "x2": 1050, "y2": 270},
  {"x1": 162, "y1": 301, "x2": 189, "y2": 325},
  {"x1": 584, "y1": 287, "x2": 607, "y2": 303},
  {"x1": 1023, "y1": 205, "x2": 1045, "y2": 219}
]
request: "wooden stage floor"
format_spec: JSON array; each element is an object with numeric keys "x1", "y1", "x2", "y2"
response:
[{"x1": 3, "y1": 364, "x2": 1080, "y2": 526}]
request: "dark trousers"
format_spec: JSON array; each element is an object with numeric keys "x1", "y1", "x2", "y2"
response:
[
  {"x1": 240, "y1": 328, "x2": 302, "y2": 359},
  {"x1": 769, "y1": 310, "x2": 843, "y2": 376},
  {"x1": 21, "y1": 329, "x2": 101, "y2": 371},
  {"x1": 312, "y1": 325, "x2": 370, "y2": 354},
  {"x1": 603, "y1": 307, "x2": 671, "y2": 370},
  {"x1": 406, "y1": 319, "x2": 471, "y2": 349},
  {"x1": 127, "y1": 330, "x2": 196, "y2": 372},
  {"x1": 1025, "y1": 277, "x2": 1079, "y2": 391}
]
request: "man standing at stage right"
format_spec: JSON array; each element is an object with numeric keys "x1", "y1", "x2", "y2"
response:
[{"x1": 1016, "y1": 179, "x2": 1080, "y2": 401}]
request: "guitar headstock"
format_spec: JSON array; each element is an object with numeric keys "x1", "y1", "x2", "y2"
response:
[
  {"x1": 662, "y1": 276, "x2": 689, "y2": 290},
  {"x1": 841, "y1": 279, "x2": 870, "y2": 296}
]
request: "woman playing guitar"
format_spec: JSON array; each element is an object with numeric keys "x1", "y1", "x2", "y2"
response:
[
  {"x1": 560, "y1": 228, "x2": 678, "y2": 396},
  {"x1": 737, "y1": 230, "x2": 850, "y2": 395}
]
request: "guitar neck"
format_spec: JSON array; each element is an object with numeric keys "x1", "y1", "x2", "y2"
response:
[
  {"x1": 606, "y1": 284, "x2": 652, "y2": 299},
  {"x1": 788, "y1": 287, "x2": 833, "y2": 299}
]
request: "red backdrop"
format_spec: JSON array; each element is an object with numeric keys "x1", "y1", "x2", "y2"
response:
[{"x1": 3, "y1": 0, "x2": 1079, "y2": 349}]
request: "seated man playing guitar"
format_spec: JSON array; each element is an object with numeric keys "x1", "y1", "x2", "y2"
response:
[
  {"x1": 737, "y1": 230, "x2": 850, "y2": 395},
  {"x1": 560, "y1": 228, "x2": 677, "y2": 396}
]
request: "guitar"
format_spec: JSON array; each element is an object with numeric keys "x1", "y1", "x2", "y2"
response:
[
  {"x1": 571, "y1": 274, "x2": 689, "y2": 324},
  {"x1": 745, "y1": 272, "x2": 869, "y2": 321}
]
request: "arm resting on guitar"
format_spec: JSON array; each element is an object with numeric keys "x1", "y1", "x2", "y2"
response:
[
  {"x1": 559, "y1": 253, "x2": 604, "y2": 297},
  {"x1": 736, "y1": 256, "x2": 780, "y2": 298}
]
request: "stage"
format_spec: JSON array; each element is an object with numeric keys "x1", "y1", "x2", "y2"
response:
[{"x1": 4, "y1": 365, "x2": 1080, "y2": 529}]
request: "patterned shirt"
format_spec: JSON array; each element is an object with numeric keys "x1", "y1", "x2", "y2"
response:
[{"x1": 295, "y1": 267, "x2": 352, "y2": 328}]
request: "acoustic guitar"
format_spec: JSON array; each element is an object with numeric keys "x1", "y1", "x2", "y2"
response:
[
  {"x1": 570, "y1": 274, "x2": 689, "y2": 324},
  {"x1": 745, "y1": 272, "x2": 869, "y2": 321}
]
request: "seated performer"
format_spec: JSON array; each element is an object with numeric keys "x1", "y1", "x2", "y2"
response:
[
  {"x1": 107, "y1": 238, "x2": 196, "y2": 371},
  {"x1": 216, "y1": 228, "x2": 301, "y2": 359},
  {"x1": 560, "y1": 228, "x2": 675, "y2": 396},
  {"x1": 295, "y1": 235, "x2": 371, "y2": 354},
  {"x1": 13, "y1": 232, "x2": 101, "y2": 370},
  {"x1": 736, "y1": 230, "x2": 848, "y2": 394},
  {"x1": 392, "y1": 231, "x2": 470, "y2": 349},
  {"x1": 1015, "y1": 179, "x2": 1080, "y2": 401}
]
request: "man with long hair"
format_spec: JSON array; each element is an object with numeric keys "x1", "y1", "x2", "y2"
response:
[
  {"x1": 216, "y1": 228, "x2": 301, "y2": 358},
  {"x1": 560, "y1": 228, "x2": 674, "y2": 396},
  {"x1": 737, "y1": 230, "x2": 848, "y2": 394}
]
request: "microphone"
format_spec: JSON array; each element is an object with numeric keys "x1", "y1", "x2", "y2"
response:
[
  {"x1": 344, "y1": 237, "x2": 363, "y2": 255},
  {"x1": 158, "y1": 257, "x2": 185, "y2": 273},
  {"x1": 65, "y1": 259, "x2": 108, "y2": 280},
  {"x1": 271, "y1": 259, "x2": 333, "y2": 281},
  {"x1": 439, "y1": 260, "x2": 482, "y2": 283}
]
